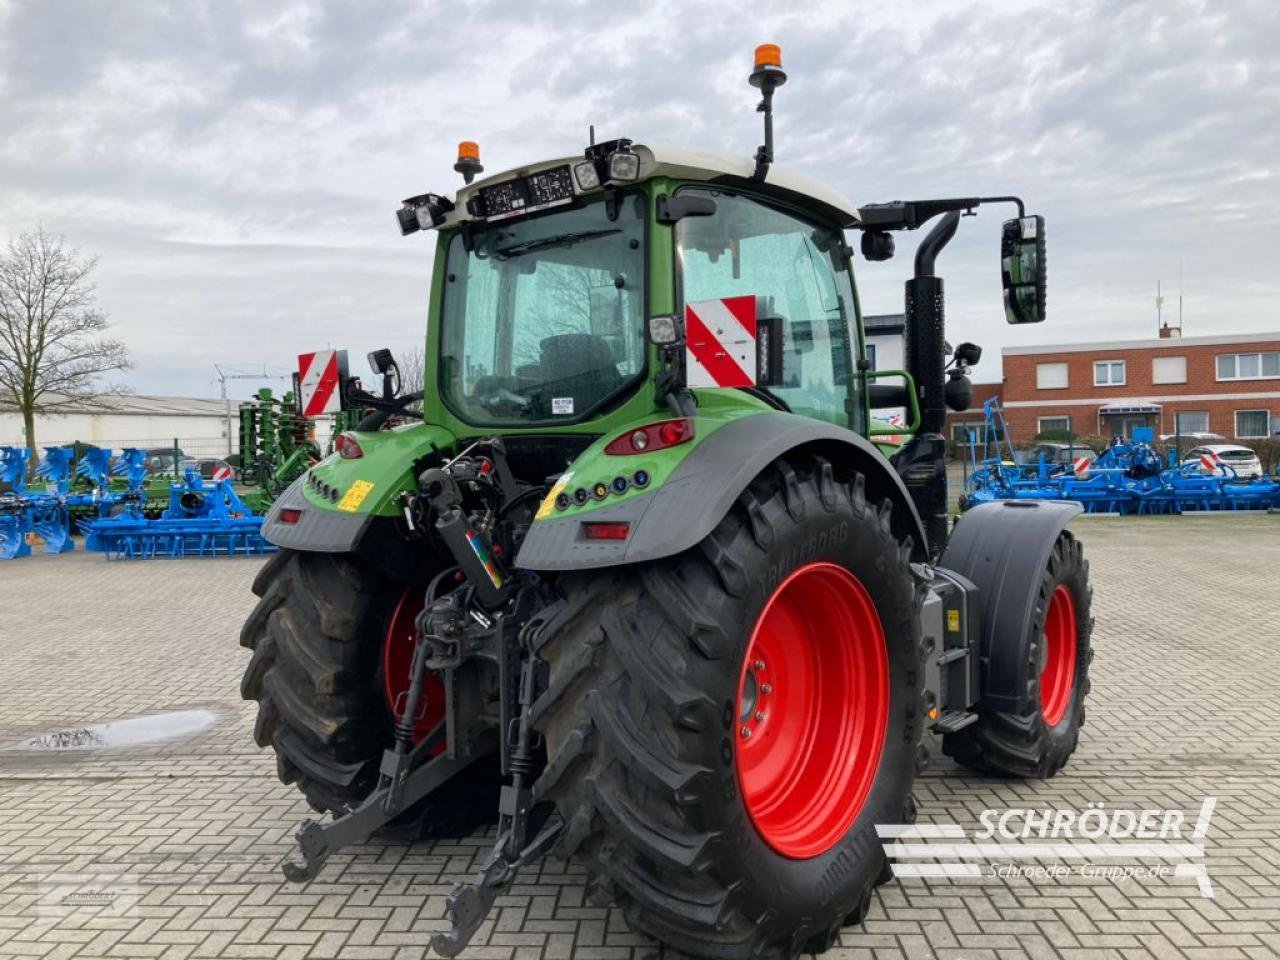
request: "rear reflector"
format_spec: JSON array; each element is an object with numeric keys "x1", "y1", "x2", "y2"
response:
[
  {"x1": 279, "y1": 508, "x2": 302, "y2": 525},
  {"x1": 582, "y1": 521, "x2": 630, "y2": 541}
]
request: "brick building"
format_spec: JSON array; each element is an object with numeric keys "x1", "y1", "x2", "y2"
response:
[{"x1": 945, "y1": 329, "x2": 1280, "y2": 445}]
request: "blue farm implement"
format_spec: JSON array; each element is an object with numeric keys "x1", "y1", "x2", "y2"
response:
[
  {"x1": 80, "y1": 468, "x2": 275, "y2": 559},
  {"x1": 2, "y1": 445, "x2": 272, "y2": 560},
  {"x1": 961, "y1": 400, "x2": 1280, "y2": 514}
]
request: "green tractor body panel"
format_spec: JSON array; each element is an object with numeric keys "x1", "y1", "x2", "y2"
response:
[{"x1": 301, "y1": 420, "x2": 459, "y2": 517}]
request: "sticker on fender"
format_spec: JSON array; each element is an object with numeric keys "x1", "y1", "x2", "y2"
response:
[
  {"x1": 535, "y1": 472, "x2": 572, "y2": 520},
  {"x1": 337, "y1": 479, "x2": 375, "y2": 512}
]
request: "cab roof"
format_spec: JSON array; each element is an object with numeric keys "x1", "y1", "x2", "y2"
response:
[{"x1": 443, "y1": 142, "x2": 861, "y2": 229}]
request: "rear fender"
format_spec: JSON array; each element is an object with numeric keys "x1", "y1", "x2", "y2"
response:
[
  {"x1": 515, "y1": 411, "x2": 929, "y2": 570},
  {"x1": 262, "y1": 421, "x2": 457, "y2": 554},
  {"x1": 938, "y1": 500, "x2": 1082, "y2": 713}
]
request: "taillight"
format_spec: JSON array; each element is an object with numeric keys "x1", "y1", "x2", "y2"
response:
[
  {"x1": 279, "y1": 507, "x2": 302, "y2": 524},
  {"x1": 583, "y1": 521, "x2": 630, "y2": 541},
  {"x1": 335, "y1": 432, "x2": 363, "y2": 459},
  {"x1": 604, "y1": 418, "x2": 694, "y2": 456}
]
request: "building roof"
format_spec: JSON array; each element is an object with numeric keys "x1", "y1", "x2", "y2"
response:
[
  {"x1": 0, "y1": 393, "x2": 228, "y2": 417},
  {"x1": 1003, "y1": 331, "x2": 1280, "y2": 356},
  {"x1": 864, "y1": 313, "x2": 905, "y2": 333},
  {"x1": 444, "y1": 142, "x2": 862, "y2": 228}
]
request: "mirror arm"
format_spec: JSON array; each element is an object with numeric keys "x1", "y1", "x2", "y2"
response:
[{"x1": 855, "y1": 195, "x2": 1025, "y2": 232}]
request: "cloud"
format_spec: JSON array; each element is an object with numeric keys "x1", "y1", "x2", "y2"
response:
[{"x1": 0, "y1": 0, "x2": 1276, "y2": 395}]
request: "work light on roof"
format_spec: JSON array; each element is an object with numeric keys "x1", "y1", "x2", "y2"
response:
[
  {"x1": 572, "y1": 160, "x2": 601, "y2": 191},
  {"x1": 608, "y1": 144, "x2": 640, "y2": 182}
]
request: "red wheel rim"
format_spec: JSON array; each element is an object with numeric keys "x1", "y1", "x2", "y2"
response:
[
  {"x1": 734, "y1": 562, "x2": 890, "y2": 859},
  {"x1": 383, "y1": 586, "x2": 446, "y2": 754},
  {"x1": 1040, "y1": 584, "x2": 1077, "y2": 728}
]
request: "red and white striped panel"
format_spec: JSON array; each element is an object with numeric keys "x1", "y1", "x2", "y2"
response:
[
  {"x1": 1199, "y1": 452, "x2": 1219, "y2": 473},
  {"x1": 684, "y1": 296, "x2": 758, "y2": 389},
  {"x1": 1072, "y1": 456, "x2": 1092, "y2": 478},
  {"x1": 297, "y1": 350, "x2": 343, "y2": 417},
  {"x1": 211, "y1": 464, "x2": 233, "y2": 481}
]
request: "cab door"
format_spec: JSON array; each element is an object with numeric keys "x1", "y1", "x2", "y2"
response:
[{"x1": 674, "y1": 188, "x2": 861, "y2": 428}]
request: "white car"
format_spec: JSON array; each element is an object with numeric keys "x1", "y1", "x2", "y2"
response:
[{"x1": 1181, "y1": 444, "x2": 1264, "y2": 480}]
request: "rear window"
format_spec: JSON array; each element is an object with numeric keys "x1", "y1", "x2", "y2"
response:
[{"x1": 1218, "y1": 450, "x2": 1254, "y2": 460}]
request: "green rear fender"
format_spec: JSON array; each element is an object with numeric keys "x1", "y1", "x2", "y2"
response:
[
  {"x1": 517, "y1": 404, "x2": 930, "y2": 570},
  {"x1": 261, "y1": 421, "x2": 457, "y2": 553},
  {"x1": 304, "y1": 422, "x2": 457, "y2": 516}
]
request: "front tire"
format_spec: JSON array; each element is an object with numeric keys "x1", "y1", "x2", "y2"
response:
[
  {"x1": 942, "y1": 530, "x2": 1093, "y2": 777},
  {"x1": 532, "y1": 458, "x2": 924, "y2": 959}
]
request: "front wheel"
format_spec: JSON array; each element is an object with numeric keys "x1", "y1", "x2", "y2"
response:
[
  {"x1": 943, "y1": 530, "x2": 1094, "y2": 777},
  {"x1": 532, "y1": 458, "x2": 924, "y2": 959}
]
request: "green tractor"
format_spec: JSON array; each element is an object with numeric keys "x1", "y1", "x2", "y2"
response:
[{"x1": 240, "y1": 46, "x2": 1093, "y2": 959}]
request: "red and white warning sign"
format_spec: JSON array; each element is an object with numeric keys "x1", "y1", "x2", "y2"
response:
[
  {"x1": 1072, "y1": 456, "x2": 1092, "y2": 478},
  {"x1": 211, "y1": 463, "x2": 233, "y2": 481},
  {"x1": 1199, "y1": 452, "x2": 1220, "y2": 474},
  {"x1": 685, "y1": 296, "x2": 758, "y2": 388},
  {"x1": 297, "y1": 350, "x2": 348, "y2": 417}
]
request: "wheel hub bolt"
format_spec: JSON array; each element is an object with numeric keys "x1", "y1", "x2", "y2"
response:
[
  {"x1": 755, "y1": 711, "x2": 766, "y2": 722},
  {"x1": 753, "y1": 659, "x2": 766, "y2": 671},
  {"x1": 740, "y1": 726, "x2": 752, "y2": 738},
  {"x1": 760, "y1": 683, "x2": 773, "y2": 695}
]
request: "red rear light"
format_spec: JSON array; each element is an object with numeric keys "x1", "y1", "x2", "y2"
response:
[
  {"x1": 604, "y1": 418, "x2": 694, "y2": 456},
  {"x1": 335, "y1": 432, "x2": 363, "y2": 459},
  {"x1": 583, "y1": 521, "x2": 630, "y2": 541},
  {"x1": 279, "y1": 507, "x2": 302, "y2": 525}
]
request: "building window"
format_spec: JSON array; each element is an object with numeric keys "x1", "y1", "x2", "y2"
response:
[
  {"x1": 865, "y1": 343, "x2": 877, "y2": 371},
  {"x1": 1036, "y1": 362, "x2": 1068, "y2": 389},
  {"x1": 950, "y1": 422, "x2": 979, "y2": 444},
  {"x1": 1151, "y1": 355, "x2": 1186, "y2": 384},
  {"x1": 1218, "y1": 351, "x2": 1280, "y2": 381},
  {"x1": 1093, "y1": 359, "x2": 1126, "y2": 386},
  {"x1": 1235, "y1": 409, "x2": 1270, "y2": 439},
  {"x1": 1173, "y1": 411, "x2": 1209, "y2": 435},
  {"x1": 1037, "y1": 416, "x2": 1072, "y2": 435}
]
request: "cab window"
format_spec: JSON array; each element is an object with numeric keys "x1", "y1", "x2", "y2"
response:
[{"x1": 675, "y1": 189, "x2": 859, "y2": 428}]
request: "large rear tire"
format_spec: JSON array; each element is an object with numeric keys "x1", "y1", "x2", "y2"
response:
[
  {"x1": 942, "y1": 530, "x2": 1093, "y2": 777},
  {"x1": 239, "y1": 549, "x2": 498, "y2": 836},
  {"x1": 532, "y1": 457, "x2": 924, "y2": 959}
]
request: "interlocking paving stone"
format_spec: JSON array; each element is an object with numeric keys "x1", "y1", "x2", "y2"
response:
[{"x1": 1, "y1": 514, "x2": 1278, "y2": 958}]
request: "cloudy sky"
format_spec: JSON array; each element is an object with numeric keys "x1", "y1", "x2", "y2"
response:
[{"x1": 2, "y1": 0, "x2": 1277, "y2": 396}]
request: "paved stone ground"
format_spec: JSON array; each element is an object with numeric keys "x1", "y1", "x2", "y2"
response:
[{"x1": 1, "y1": 515, "x2": 1279, "y2": 960}]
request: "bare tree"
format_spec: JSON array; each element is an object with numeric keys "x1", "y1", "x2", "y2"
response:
[
  {"x1": 0, "y1": 228, "x2": 131, "y2": 462},
  {"x1": 396, "y1": 344, "x2": 425, "y2": 397}
]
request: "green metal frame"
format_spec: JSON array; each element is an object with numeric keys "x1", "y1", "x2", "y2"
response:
[{"x1": 864, "y1": 369, "x2": 922, "y2": 436}]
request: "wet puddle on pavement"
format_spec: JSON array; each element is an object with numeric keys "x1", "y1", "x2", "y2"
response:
[{"x1": 13, "y1": 709, "x2": 217, "y2": 751}]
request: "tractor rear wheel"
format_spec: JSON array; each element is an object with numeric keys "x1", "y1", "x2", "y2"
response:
[
  {"x1": 239, "y1": 549, "x2": 498, "y2": 837},
  {"x1": 942, "y1": 530, "x2": 1093, "y2": 777},
  {"x1": 532, "y1": 457, "x2": 923, "y2": 959}
]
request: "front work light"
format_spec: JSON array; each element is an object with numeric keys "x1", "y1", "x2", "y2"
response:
[
  {"x1": 647, "y1": 314, "x2": 680, "y2": 344},
  {"x1": 573, "y1": 160, "x2": 601, "y2": 191},
  {"x1": 608, "y1": 147, "x2": 640, "y2": 182},
  {"x1": 397, "y1": 192, "x2": 455, "y2": 236}
]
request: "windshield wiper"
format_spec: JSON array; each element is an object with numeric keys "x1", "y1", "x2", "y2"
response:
[{"x1": 493, "y1": 228, "x2": 621, "y2": 260}]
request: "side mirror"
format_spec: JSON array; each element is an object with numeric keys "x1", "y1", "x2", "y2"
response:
[{"x1": 1001, "y1": 214, "x2": 1046, "y2": 324}]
